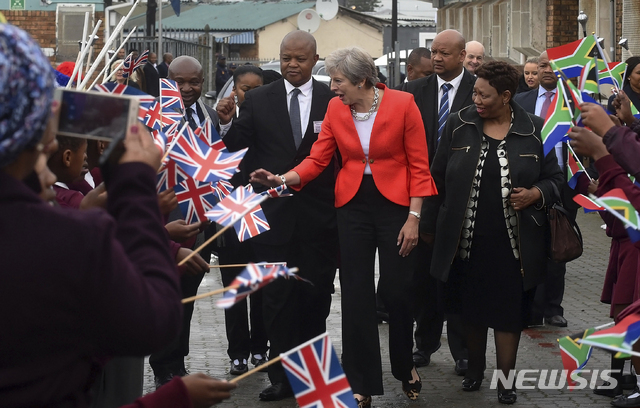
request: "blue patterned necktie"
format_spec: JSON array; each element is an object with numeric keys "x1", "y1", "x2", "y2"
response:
[
  {"x1": 437, "y1": 82, "x2": 453, "y2": 145},
  {"x1": 289, "y1": 88, "x2": 302, "y2": 149}
]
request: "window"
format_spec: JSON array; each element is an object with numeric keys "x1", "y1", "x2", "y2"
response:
[{"x1": 56, "y1": 4, "x2": 95, "y2": 62}]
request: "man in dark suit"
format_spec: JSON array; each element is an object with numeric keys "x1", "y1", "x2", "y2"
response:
[
  {"x1": 404, "y1": 29, "x2": 476, "y2": 376},
  {"x1": 216, "y1": 31, "x2": 338, "y2": 402},
  {"x1": 149, "y1": 56, "x2": 220, "y2": 389},
  {"x1": 157, "y1": 52, "x2": 172, "y2": 79},
  {"x1": 514, "y1": 51, "x2": 574, "y2": 328},
  {"x1": 143, "y1": 52, "x2": 160, "y2": 97}
]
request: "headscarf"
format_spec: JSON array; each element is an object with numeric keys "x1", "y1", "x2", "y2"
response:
[{"x1": 0, "y1": 24, "x2": 55, "y2": 167}]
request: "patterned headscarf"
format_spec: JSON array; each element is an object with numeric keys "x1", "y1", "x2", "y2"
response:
[{"x1": 0, "y1": 24, "x2": 54, "y2": 167}]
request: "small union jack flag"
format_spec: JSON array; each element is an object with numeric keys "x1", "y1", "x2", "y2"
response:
[
  {"x1": 160, "y1": 78, "x2": 185, "y2": 111},
  {"x1": 174, "y1": 177, "x2": 217, "y2": 224},
  {"x1": 168, "y1": 124, "x2": 247, "y2": 184},
  {"x1": 216, "y1": 263, "x2": 302, "y2": 309},
  {"x1": 235, "y1": 184, "x2": 270, "y2": 242},
  {"x1": 152, "y1": 129, "x2": 168, "y2": 154},
  {"x1": 157, "y1": 158, "x2": 188, "y2": 193},
  {"x1": 212, "y1": 179, "x2": 234, "y2": 201},
  {"x1": 282, "y1": 333, "x2": 357, "y2": 408},
  {"x1": 143, "y1": 100, "x2": 164, "y2": 131},
  {"x1": 122, "y1": 50, "x2": 149, "y2": 78},
  {"x1": 204, "y1": 185, "x2": 267, "y2": 227},
  {"x1": 194, "y1": 117, "x2": 226, "y2": 151},
  {"x1": 262, "y1": 184, "x2": 292, "y2": 198}
]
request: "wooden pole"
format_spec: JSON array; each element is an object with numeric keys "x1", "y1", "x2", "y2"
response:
[
  {"x1": 181, "y1": 284, "x2": 238, "y2": 304},
  {"x1": 229, "y1": 356, "x2": 282, "y2": 383}
]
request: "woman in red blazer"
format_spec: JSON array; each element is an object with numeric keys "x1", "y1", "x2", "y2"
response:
[{"x1": 251, "y1": 46, "x2": 436, "y2": 407}]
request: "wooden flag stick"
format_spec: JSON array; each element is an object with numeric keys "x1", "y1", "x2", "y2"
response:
[
  {"x1": 181, "y1": 284, "x2": 239, "y2": 304},
  {"x1": 229, "y1": 356, "x2": 282, "y2": 383},
  {"x1": 178, "y1": 223, "x2": 231, "y2": 266},
  {"x1": 209, "y1": 262, "x2": 287, "y2": 269}
]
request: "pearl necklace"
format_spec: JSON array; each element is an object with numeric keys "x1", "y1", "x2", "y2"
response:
[{"x1": 351, "y1": 87, "x2": 379, "y2": 121}]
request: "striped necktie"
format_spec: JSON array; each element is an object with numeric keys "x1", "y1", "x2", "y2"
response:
[{"x1": 437, "y1": 82, "x2": 453, "y2": 145}]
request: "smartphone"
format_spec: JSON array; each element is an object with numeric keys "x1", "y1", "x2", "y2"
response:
[{"x1": 54, "y1": 88, "x2": 139, "y2": 142}]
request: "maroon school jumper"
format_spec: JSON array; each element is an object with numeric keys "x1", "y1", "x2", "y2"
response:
[
  {"x1": 594, "y1": 154, "x2": 640, "y2": 317},
  {"x1": 0, "y1": 162, "x2": 183, "y2": 408}
]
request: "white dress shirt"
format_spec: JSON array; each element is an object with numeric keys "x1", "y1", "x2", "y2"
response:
[
  {"x1": 284, "y1": 77, "x2": 313, "y2": 140},
  {"x1": 436, "y1": 70, "x2": 465, "y2": 108}
]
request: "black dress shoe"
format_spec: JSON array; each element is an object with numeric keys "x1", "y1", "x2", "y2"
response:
[
  {"x1": 622, "y1": 375, "x2": 638, "y2": 390},
  {"x1": 230, "y1": 359, "x2": 248, "y2": 375},
  {"x1": 498, "y1": 389, "x2": 517, "y2": 404},
  {"x1": 594, "y1": 380, "x2": 623, "y2": 398},
  {"x1": 455, "y1": 359, "x2": 468, "y2": 376},
  {"x1": 545, "y1": 315, "x2": 568, "y2": 327},
  {"x1": 154, "y1": 373, "x2": 174, "y2": 390},
  {"x1": 611, "y1": 386, "x2": 640, "y2": 407},
  {"x1": 413, "y1": 350, "x2": 431, "y2": 367},
  {"x1": 462, "y1": 377, "x2": 482, "y2": 391},
  {"x1": 259, "y1": 382, "x2": 294, "y2": 401}
]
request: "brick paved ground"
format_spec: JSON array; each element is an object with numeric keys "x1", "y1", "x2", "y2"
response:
[{"x1": 143, "y1": 211, "x2": 623, "y2": 407}]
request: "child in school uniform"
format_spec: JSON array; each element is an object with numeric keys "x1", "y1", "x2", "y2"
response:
[{"x1": 47, "y1": 135, "x2": 88, "y2": 209}]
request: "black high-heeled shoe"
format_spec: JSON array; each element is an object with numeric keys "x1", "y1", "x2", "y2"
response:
[
  {"x1": 497, "y1": 389, "x2": 517, "y2": 404},
  {"x1": 402, "y1": 368, "x2": 422, "y2": 400}
]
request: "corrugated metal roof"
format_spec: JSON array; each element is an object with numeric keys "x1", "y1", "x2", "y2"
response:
[
  {"x1": 161, "y1": 1, "x2": 315, "y2": 31},
  {"x1": 215, "y1": 31, "x2": 255, "y2": 44}
]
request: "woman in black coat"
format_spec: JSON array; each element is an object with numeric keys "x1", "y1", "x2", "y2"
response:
[{"x1": 421, "y1": 61, "x2": 563, "y2": 404}]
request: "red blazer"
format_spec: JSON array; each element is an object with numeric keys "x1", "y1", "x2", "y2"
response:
[{"x1": 294, "y1": 84, "x2": 436, "y2": 207}]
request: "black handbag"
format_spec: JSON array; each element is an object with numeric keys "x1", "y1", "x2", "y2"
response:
[{"x1": 548, "y1": 184, "x2": 583, "y2": 263}]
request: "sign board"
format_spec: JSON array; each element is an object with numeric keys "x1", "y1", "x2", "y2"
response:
[{"x1": 10, "y1": 0, "x2": 25, "y2": 10}]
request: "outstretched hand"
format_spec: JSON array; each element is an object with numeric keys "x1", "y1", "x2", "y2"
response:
[
  {"x1": 568, "y1": 127, "x2": 609, "y2": 160},
  {"x1": 579, "y1": 103, "x2": 616, "y2": 137},
  {"x1": 249, "y1": 168, "x2": 281, "y2": 187},
  {"x1": 216, "y1": 92, "x2": 236, "y2": 125}
]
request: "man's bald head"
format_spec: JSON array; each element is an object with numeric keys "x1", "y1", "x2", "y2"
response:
[
  {"x1": 169, "y1": 56, "x2": 204, "y2": 107},
  {"x1": 279, "y1": 30, "x2": 319, "y2": 87},
  {"x1": 464, "y1": 40, "x2": 485, "y2": 74},
  {"x1": 280, "y1": 30, "x2": 317, "y2": 55},
  {"x1": 169, "y1": 56, "x2": 203, "y2": 78},
  {"x1": 430, "y1": 29, "x2": 466, "y2": 81}
]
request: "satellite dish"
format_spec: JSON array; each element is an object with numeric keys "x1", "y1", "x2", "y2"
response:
[
  {"x1": 297, "y1": 9, "x2": 321, "y2": 33},
  {"x1": 316, "y1": 0, "x2": 338, "y2": 20}
]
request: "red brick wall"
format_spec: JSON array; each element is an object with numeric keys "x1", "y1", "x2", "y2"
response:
[
  {"x1": 546, "y1": 0, "x2": 580, "y2": 49},
  {"x1": 4, "y1": 10, "x2": 106, "y2": 82}
]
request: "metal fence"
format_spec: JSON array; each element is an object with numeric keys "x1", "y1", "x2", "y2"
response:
[{"x1": 121, "y1": 29, "x2": 274, "y2": 93}]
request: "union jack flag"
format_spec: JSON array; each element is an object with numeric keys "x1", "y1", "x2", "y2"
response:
[
  {"x1": 235, "y1": 185, "x2": 270, "y2": 242},
  {"x1": 194, "y1": 117, "x2": 226, "y2": 151},
  {"x1": 168, "y1": 124, "x2": 247, "y2": 184},
  {"x1": 157, "y1": 158, "x2": 188, "y2": 193},
  {"x1": 143, "y1": 100, "x2": 164, "y2": 130},
  {"x1": 262, "y1": 184, "x2": 292, "y2": 198},
  {"x1": 174, "y1": 177, "x2": 217, "y2": 224},
  {"x1": 212, "y1": 179, "x2": 234, "y2": 201},
  {"x1": 204, "y1": 185, "x2": 267, "y2": 227},
  {"x1": 122, "y1": 50, "x2": 149, "y2": 78},
  {"x1": 160, "y1": 78, "x2": 184, "y2": 111},
  {"x1": 216, "y1": 263, "x2": 303, "y2": 309},
  {"x1": 282, "y1": 333, "x2": 357, "y2": 408},
  {"x1": 152, "y1": 129, "x2": 168, "y2": 154}
]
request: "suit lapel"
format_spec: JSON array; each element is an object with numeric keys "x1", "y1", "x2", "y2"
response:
[
  {"x1": 267, "y1": 80, "x2": 295, "y2": 148},
  {"x1": 451, "y1": 71, "x2": 475, "y2": 113}
]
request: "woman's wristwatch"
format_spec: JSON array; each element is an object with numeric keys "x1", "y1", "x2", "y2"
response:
[
  {"x1": 409, "y1": 210, "x2": 421, "y2": 220},
  {"x1": 277, "y1": 174, "x2": 287, "y2": 186}
]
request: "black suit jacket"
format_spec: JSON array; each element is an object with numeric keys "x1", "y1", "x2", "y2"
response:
[
  {"x1": 157, "y1": 62, "x2": 169, "y2": 79},
  {"x1": 143, "y1": 63, "x2": 160, "y2": 97},
  {"x1": 404, "y1": 69, "x2": 476, "y2": 163},
  {"x1": 513, "y1": 88, "x2": 538, "y2": 115},
  {"x1": 223, "y1": 78, "x2": 337, "y2": 245}
]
